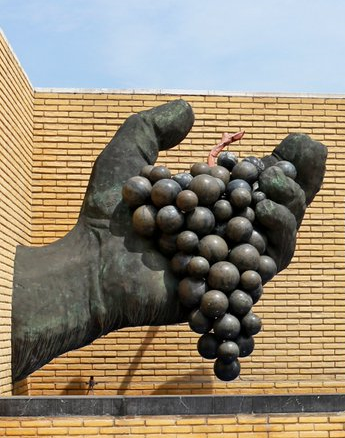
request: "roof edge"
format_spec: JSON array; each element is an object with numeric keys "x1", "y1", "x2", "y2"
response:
[
  {"x1": 0, "y1": 27, "x2": 33, "y2": 90},
  {"x1": 34, "y1": 87, "x2": 345, "y2": 99}
]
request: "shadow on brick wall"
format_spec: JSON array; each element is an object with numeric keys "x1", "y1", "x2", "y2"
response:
[
  {"x1": 152, "y1": 367, "x2": 214, "y2": 395},
  {"x1": 118, "y1": 327, "x2": 160, "y2": 395},
  {"x1": 12, "y1": 378, "x2": 30, "y2": 395}
]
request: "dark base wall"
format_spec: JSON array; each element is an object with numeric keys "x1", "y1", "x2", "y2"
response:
[
  {"x1": 1, "y1": 394, "x2": 345, "y2": 416},
  {"x1": 1, "y1": 395, "x2": 345, "y2": 437}
]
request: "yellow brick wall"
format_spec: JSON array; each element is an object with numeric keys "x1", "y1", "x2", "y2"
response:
[
  {"x1": 27, "y1": 92, "x2": 345, "y2": 395},
  {"x1": 1, "y1": 414, "x2": 345, "y2": 437},
  {"x1": 0, "y1": 31, "x2": 33, "y2": 395}
]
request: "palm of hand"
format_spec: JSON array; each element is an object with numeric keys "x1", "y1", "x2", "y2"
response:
[{"x1": 78, "y1": 100, "x2": 196, "y2": 330}]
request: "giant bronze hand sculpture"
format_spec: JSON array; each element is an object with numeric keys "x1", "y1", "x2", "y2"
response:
[{"x1": 12, "y1": 99, "x2": 327, "y2": 382}]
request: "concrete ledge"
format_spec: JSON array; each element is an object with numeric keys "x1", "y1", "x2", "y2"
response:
[
  {"x1": 34, "y1": 87, "x2": 345, "y2": 99},
  {"x1": 0, "y1": 28, "x2": 33, "y2": 90},
  {"x1": 0, "y1": 394, "x2": 345, "y2": 416}
]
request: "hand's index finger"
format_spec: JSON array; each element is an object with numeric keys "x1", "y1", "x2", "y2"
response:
[{"x1": 80, "y1": 100, "x2": 194, "y2": 220}]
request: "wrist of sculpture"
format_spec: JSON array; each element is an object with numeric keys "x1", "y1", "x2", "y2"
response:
[{"x1": 12, "y1": 219, "x2": 103, "y2": 382}]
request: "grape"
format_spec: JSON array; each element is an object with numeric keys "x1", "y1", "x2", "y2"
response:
[
  {"x1": 240, "y1": 270, "x2": 262, "y2": 291},
  {"x1": 241, "y1": 311, "x2": 262, "y2": 336},
  {"x1": 178, "y1": 277, "x2": 208, "y2": 308},
  {"x1": 151, "y1": 179, "x2": 181, "y2": 208},
  {"x1": 248, "y1": 229, "x2": 267, "y2": 254},
  {"x1": 217, "y1": 341, "x2": 240, "y2": 363},
  {"x1": 149, "y1": 165, "x2": 171, "y2": 182},
  {"x1": 122, "y1": 176, "x2": 152, "y2": 208},
  {"x1": 226, "y1": 179, "x2": 251, "y2": 195},
  {"x1": 170, "y1": 252, "x2": 193, "y2": 277},
  {"x1": 228, "y1": 289, "x2": 253, "y2": 316},
  {"x1": 250, "y1": 284, "x2": 264, "y2": 304},
  {"x1": 237, "y1": 206, "x2": 255, "y2": 223},
  {"x1": 236, "y1": 334, "x2": 255, "y2": 357},
  {"x1": 197, "y1": 333, "x2": 219, "y2": 359},
  {"x1": 176, "y1": 230, "x2": 199, "y2": 253},
  {"x1": 226, "y1": 217, "x2": 253, "y2": 243},
  {"x1": 185, "y1": 207, "x2": 215, "y2": 236},
  {"x1": 213, "y1": 199, "x2": 233, "y2": 222},
  {"x1": 231, "y1": 161, "x2": 259, "y2": 184},
  {"x1": 213, "y1": 313, "x2": 241, "y2": 340},
  {"x1": 172, "y1": 172, "x2": 193, "y2": 189},
  {"x1": 252, "y1": 191, "x2": 266, "y2": 205},
  {"x1": 207, "y1": 261, "x2": 240, "y2": 294},
  {"x1": 217, "y1": 151, "x2": 238, "y2": 170},
  {"x1": 228, "y1": 243, "x2": 260, "y2": 272},
  {"x1": 274, "y1": 160, "x2": 297, "y2": 180},
  {"x1": 257, "y1": 255, "x2": 277, "y2": 284},
  {"x1": 140, "y1": 164, "x2": 154, "y2": 179},
  {"x1": 188, "y1": 308, "x2": 213, "y2": 334},
  {"x1": 243, "y1": 156, "x2": 265, "y2": 173},
  {"x1": 176, "y1": 190, "x2": 198, "y2": 212},
  {"x1": 200, "y1": 290, "x2": 229, "y2": 318},
  {"x1": 198, "y1": 235, "x2": 229, "y2": 264},
  {"x1": 229, "y1": 187, "x2": 252, "y2": 209},
  {"x1": 215, "y1": 177, "x2": 226, "y2": 194},
  {"x1": 187, "y1": 256, "x2": 210, "y2": 279},
  {"x1": 189, "y1": 174, "x2": 221, "y2": 206},
  {"x1": 132, "y1": 205, "x2": 157, "y2": 237},
  {"x1": 156, "y1": 205, "x2": 184, "y2": 234},
  {"x1": 209, "y1": 165, "x2": 231, "y2": 184},
  {"x1": 191, "y1": 162, "x2": 210, "y2": 176},
  {"x1": 214, "y1": 358, "x2": 241, "y2": 381}
]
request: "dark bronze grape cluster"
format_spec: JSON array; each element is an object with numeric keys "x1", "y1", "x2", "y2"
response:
[{"x1": 122, "y1": 151, "x2": 297, "y2": 381}]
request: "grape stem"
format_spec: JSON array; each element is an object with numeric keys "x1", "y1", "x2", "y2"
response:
[{"x1": 208, "y1": 131, "x2": 245, "y2": 166}]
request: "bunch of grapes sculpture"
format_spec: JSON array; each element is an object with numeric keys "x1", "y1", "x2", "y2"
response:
[{"x1": 122, "y1": 132, "x2": 298, "y2": 382}]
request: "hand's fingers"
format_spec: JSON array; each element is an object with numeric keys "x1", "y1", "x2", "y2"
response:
[
  {"x1": 267, "y1": 133, "x2": 327, "y2": 205},
  {"x1": 255, "y1": 199, "x2": 297, "y2": 271},
  {"x1": 258, "y1": 134, "x2": 327, "y2": 273},
  {"x1": 258, "y1": 166, "x2": 306, "y2": 228},
  {"x1": 81, "y1": 99, "x2": 194, "y2": 219}
]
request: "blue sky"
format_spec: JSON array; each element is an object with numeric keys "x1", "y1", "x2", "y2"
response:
[{"x1": 1, "y1": 0, "x2": 345, "y2": 93}]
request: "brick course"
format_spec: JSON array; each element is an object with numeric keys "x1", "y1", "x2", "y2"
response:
[{"x1": 1, "y1": 415, "x2": 345, "y2": 437}]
